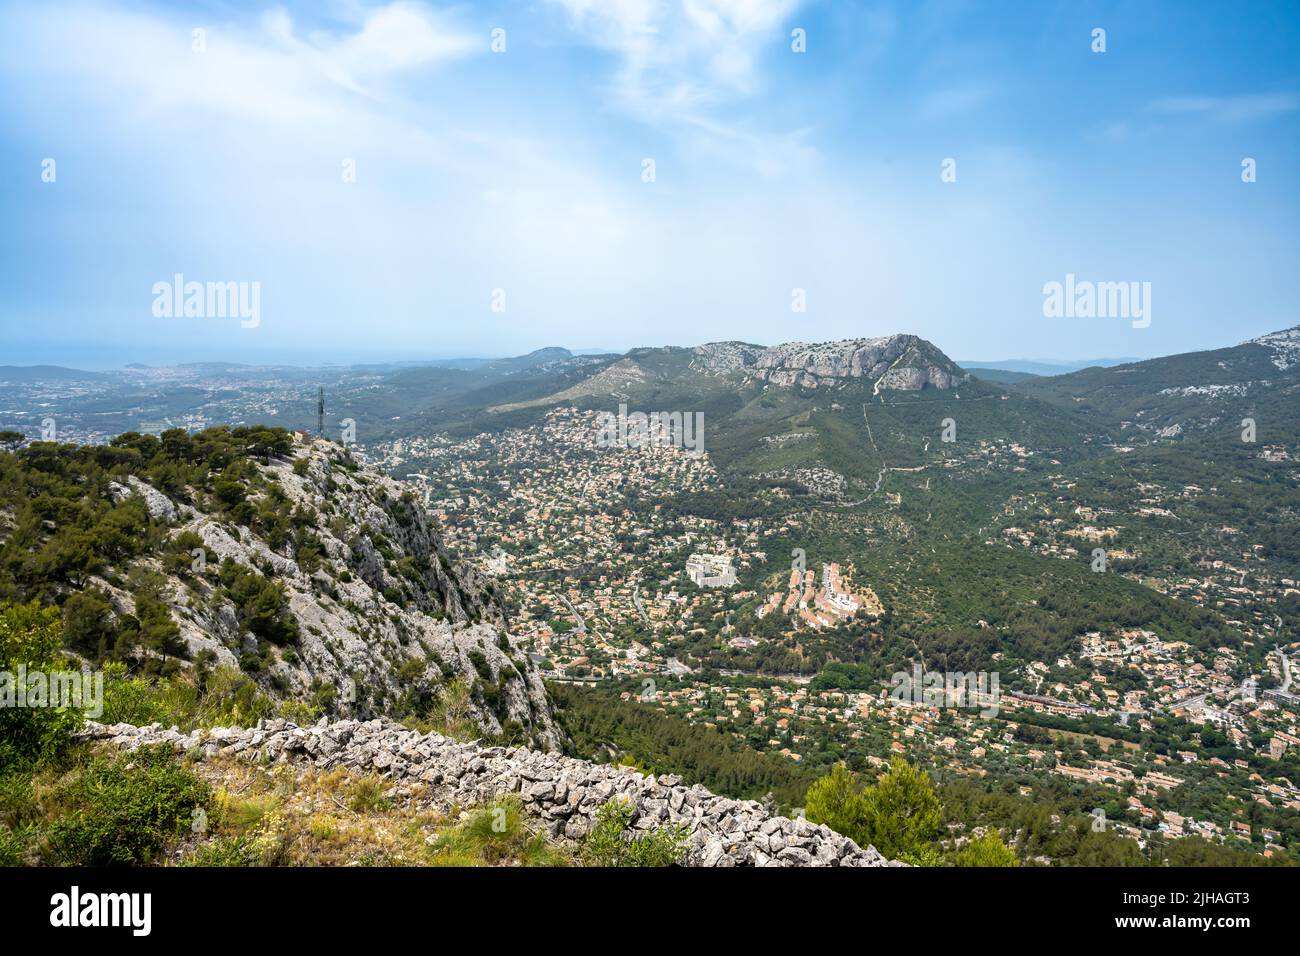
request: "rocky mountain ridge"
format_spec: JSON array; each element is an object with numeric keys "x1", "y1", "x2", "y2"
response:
[
  {"x1": 747, "y1": 334, "x2": 965, "y2": 390},
  {"x1": 1248, "y1": 323, "x2": 1300, "y2": 371},
  {"x1": 678, "y1": 334, "x2": 966, "y2": 390},
  {"x1": 1013, "y1": 322, "x2": 1300, "y2": 439}
]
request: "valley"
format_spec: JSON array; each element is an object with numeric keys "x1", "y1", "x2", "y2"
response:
[{"x1": 3, "y1": 327, "x2": 1299, "y2": 865}]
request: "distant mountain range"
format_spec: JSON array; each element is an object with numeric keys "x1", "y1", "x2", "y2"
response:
[
  {"x1": 0, "y1": 364, "x2": 111, "y2": 383},
  {"x1": 1012, "y1": 325, "x2": 1300, "y2": 440},
  {"x1": 0, "y1": 342, "x2": 1244, "y2": 385},
  {"x1": 959, "y1": 358, "x2": 1141, "y2": 377},
  {"x1": 4, "y1": 324, "x2": 1299, "y2": 455}
]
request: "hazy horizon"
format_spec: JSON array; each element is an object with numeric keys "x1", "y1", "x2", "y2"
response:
[{"x1": 0, "y1": 326, "x2": 1274, "y2": 373}]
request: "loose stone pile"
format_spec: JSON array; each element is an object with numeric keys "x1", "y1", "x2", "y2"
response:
[{"x1": 80, "y1": 717, "x2": 902, "y2": 867}]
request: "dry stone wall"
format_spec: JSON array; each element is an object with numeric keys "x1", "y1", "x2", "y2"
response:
[{"x1": 80, "y1": 717, "x2": 902, "y2": 868}]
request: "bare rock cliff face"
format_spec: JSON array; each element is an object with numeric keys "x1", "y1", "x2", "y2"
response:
[
  {"x1": 746, "y1": 334, "x2": 963, "y2": 390},
  {"x1": 108, "y1": 440, "x2": 562, "y2": 750},
  {"x1": 688, "y1": 341, "x2": 765, "y2": 375}
]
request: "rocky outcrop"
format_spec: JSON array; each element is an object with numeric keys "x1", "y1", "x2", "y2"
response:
[
  {"x1": 689, "y1": 341, "x2": 764, "y2": 375},
  {"x1": 1247, "y1": 324, "x2": 1300, "y2": 371},
  {"x1": 96, "y1": 440, "x2": 562, "y2": 750},
  {"x1": 749, "y1": 335, "x2": 963, "y2": 390},
  {"x1": 108, "y1": 475, "x2": 183, "y2": 522},
  {"x1": 80, "y1": 717, "x2": 902, "y2": 868}
]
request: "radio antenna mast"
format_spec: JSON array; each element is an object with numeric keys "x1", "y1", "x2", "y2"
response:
[{"x1": 317, "y1": 386, "x2": 324, "y2": 438}]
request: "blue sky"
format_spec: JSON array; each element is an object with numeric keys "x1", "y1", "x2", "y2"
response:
[{"x1": 1, "y1": 0, "x2": 1297, "y2": 368}]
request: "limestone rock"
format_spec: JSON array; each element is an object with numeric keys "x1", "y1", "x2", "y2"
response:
[{"x1": 78, "y1": 716, "x2": 904, "y2": 868}]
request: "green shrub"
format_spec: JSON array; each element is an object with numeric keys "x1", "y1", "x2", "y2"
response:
[
  {"x1": 0, "y1": 770, "x2": 35, "y2": 824},
  {"x1": 184, "y1": 835, "x2": 260, "y2": 867},
  {"x1": 100, "y1": 663, "x2": 291, "y2": 735},
  {"x1": 954, "y1": 830, "x2": 1018, "y2": 867},
  {"x1": 189, "y1": 666, "x2": 277, "y2": 728},
  {"x1": 345, "y1": 776, "x2": 390, "y2": 813},
  {"x1": 0, "y1": 602, "x2": 85, "y2": 771},
  {"x1": 467, "y1": 650, "x2": 493, "y2": 682},
  {"x1": 277, "y1": 699, "x2": 321, "y2": 726},
  {"x1": 0, "y1": 825, "x2": 27, "y2": 865},
  {"x1": 98, "y1": 663, "x2": 173, "y2": 726},
  {"x1": 581, "y1": 798, "x2": 690, "y2": 867},
  {"x1": 219, "y1": 560, "x2": 299, "y2": 646},
  {"x1": 426, "y1": 796, "x2": 568, "y2": 867},
  {"x1": 41, "y1": 745, "x2": 211, "y2": 866},
  {"x1": 396, "y1": 658, "x2": 427, "y2": 683}
]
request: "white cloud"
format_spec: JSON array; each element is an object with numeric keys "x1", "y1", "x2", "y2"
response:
[
  {"x1": 0, "y1": 0, "x2": 658, "y2": 353},
  {"x1": 292, "y1": 2, "x2": 483, "y2": 93},
  {"x1": 1148, "y1": 93, "x2": 1299, "y2": 123},
  {"x1": 549, "y1": 0, "x2": 811, "y2": 178},
  {"x1": 552, "y1": 0, "x2": 800, "y2": 120},
  {"x1": 0, "y1": 1, "x2": 483, "y2": 126}
]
